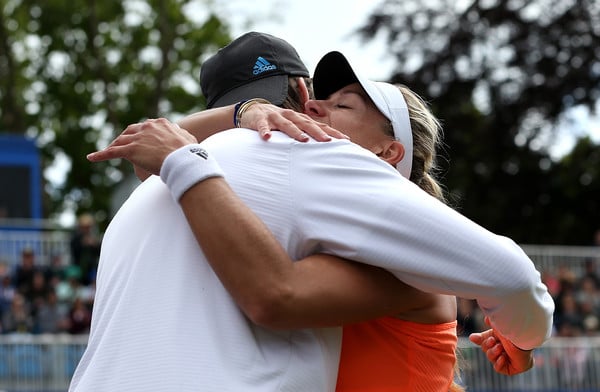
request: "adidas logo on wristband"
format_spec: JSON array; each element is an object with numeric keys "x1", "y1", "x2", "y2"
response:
[
  {"x1": 189, "y1": 147, "x2": 208, "y2": 160},
  {"x1": 162, "y1": 144, "x2": 225, "y2": 201}
]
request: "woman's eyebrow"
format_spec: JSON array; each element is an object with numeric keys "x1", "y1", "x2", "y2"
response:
[{"x1": 341, "y1": 89, "x2": 369, "y2": 105}]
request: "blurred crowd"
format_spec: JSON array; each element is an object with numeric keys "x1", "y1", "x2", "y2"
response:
[
  {"x1": 1, "y1": 213, "x2": 599, "y2": 338},
  {"x1": 457, "y1": 230, "x2": 600, "y2": 339},
  {"x1": 0, "y1": 214, "x2": 100, "y2": 335},
  {"x1": 457, "y1": 257, "x2": 600, "y2": 339}
]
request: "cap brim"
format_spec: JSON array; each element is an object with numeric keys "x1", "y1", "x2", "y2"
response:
[
  {"x1": 209, "y1": 74, "x2": 289, "y2": 109},
  {"x1": 314, "y1": 51, "x2": 386, "y2": 110},
  {"x1": 314, "y1": 52, "x2": 359, "y2": 100}
]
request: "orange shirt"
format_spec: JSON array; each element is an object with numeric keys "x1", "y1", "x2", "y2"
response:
[{"x1": 336, "y1": 318, "x2": 458, "y2": 392}]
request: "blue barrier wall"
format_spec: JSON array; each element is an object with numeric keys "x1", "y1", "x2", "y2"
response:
[{"x1": 0, "y1": 134, "x2": 42, "y2": 220}]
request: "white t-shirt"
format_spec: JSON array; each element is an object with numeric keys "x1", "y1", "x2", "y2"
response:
[{"x1": 69, "y1": 129, "x2": 553, "y2": 391}]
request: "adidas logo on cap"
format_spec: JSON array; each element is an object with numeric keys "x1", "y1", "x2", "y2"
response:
[{"x1": 253, "y1": 56, "x2": 277, "y2": 75}]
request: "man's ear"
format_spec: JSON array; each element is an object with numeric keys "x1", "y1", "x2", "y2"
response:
[
  {"x1": 380, "y1": 140, "x2": 405, "y2": 167},
  {"x1": 297, "y1": 77, "x2": 310, "y2": 107}
]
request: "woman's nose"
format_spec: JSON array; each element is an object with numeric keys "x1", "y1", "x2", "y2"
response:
[{"x1": 304, "y1": 99, "x2": 328, "y2": 118}]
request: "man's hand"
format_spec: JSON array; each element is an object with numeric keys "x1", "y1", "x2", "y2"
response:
[
  {"x1": 87, "y1": 118, "x2": 197, "y2": 176},
  {"x1": 240, "y1": 103, "x2": 349, "y2": 142},
  {"x1": 469, "y1": 317, "x2": 535, "y2": 376}
]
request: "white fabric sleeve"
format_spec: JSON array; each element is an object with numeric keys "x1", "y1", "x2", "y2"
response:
[
  {"x1": 288, "y1": 140, "x2": 554, "y2": 350},
  {"x1": 160, "y1": 144, "x2": 224, "y2": 202}
]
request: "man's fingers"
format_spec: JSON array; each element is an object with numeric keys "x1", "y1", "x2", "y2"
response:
[
  {"x1": 471, "y1": 324, "x2": 535, "y2": 376},
  {"x1": 469, "y1": 332, "x2": 484, "y2": 345},
  {"x1": 484, "y1": 316, "x2": 492, "y2": 327},
  {"x1": 470, "y1": 328, "x2": 494, "y2": 345},
  {"x1": 493, "y1": 354, "x2": 508, "y2": 375}
]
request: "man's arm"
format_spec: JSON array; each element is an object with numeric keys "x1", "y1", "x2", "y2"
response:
[{"x1": 180, "y1": 177, "x2": 449, "y2": 328}]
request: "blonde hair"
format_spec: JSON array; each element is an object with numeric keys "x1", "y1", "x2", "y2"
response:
[{"x1": 396, "y1": 84, "x2": 446, "y2": 203}]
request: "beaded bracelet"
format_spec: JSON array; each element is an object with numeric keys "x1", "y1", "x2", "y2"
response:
[{"x1": 233, "y1": 98, "x2": 272, "y2": 128}]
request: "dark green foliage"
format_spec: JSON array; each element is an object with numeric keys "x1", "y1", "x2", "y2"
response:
[
  {"x1": 0, "y1": 0, "x2": 231, "y2": 228},
  {"x1": 359, "y1": 0, "x2": 600, "y2": 244}
]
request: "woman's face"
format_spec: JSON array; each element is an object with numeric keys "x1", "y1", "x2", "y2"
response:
[{"x1": 304, "y1": 83, "x2": 391, "y2": 153}]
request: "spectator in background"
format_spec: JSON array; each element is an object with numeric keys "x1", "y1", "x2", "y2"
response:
[
  {"x1": 66, "y1": 297, "x2": 91, "y2": 334},
  {"x1": 1, "y1": 293, "x2": 33, "y2": 334},
  {"x1": 55, "y1": 265, "x2": 84, "y2": 316},
  {"x1": 25, "y1": 270, "x2": 50, "y2": 319},
  {"x1": 0, "y1": 262, "x2": 16, "y2": 322},
  {"x1": 70, "y1": 214, "x2": 101, "y2": 285},
  {"x1": 558, "y1": 264, "x2": 579, "y2": 290},
  {"x1": 581, "y1": 259, "x2": 600, "y2": 288},
  {"x1": 541, "y1": 258, "x2": 600, "y2": 338},
  {"x1": 45, "y1": 252, "x2": 66, "y2": 287},
  {"x1": 13, "y1": 247, "x2": 42, "y2": 296},
  {"x1": 552, "y1": 264, "x2": 578, "y2": 308},
  {"x1": 542, "y1": 269, "x2": 562, "y2": 299},
  {"x1": 555, "y1": 293, "x2": 584, "y2": 336},
  {"x1": 579, "y1": 300, "x2": 599, "y2": 335},
  {"x1": 575, "y1": 276, "x2": 600, "y2": 313},
  {"x1": 35, "y1": 289, "x2": 69, "y2": 334}
]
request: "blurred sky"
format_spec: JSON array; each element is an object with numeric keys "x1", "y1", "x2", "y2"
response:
[{"x1": 192, "y1": 0, "x2": 395, "y2": 79}]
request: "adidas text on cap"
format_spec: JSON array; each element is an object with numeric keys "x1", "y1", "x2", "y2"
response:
[
  {"x1": 200, "y1": 32, "x2": 309, "y2": 109},
  {"x1": 313, "y1": 51, "x2": 413, "y2": 179}
]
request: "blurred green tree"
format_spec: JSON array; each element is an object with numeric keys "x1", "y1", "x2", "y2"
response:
[
  {"x1": 0, "y1": 0, "x2": 231, "y2": 228},
  {"x1": 359, "y1": 0, "x2": 600, "y2": 244}
]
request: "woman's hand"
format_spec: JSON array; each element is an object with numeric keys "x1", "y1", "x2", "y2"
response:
[{"x1": 240, "y1": 103, "x2": 349, "y2": 142}]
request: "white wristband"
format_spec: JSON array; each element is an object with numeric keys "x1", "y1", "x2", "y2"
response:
[{"x1": 160, "y1": 144, "x2": 224, "y2": 202}]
